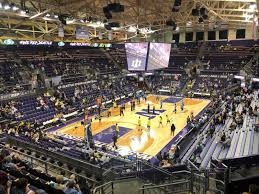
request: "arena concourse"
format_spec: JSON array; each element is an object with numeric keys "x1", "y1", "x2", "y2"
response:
[{"x1": 0, "y1": 0, "x2": 259, "y2": 194}]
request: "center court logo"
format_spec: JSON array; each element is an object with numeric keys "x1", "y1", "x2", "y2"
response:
[
  {"x1": 131, "y1": 58, "x2": 142, "y2": 68},
  {"x1": 136, "y1": 109, "x2": 166, "y2": 119}
]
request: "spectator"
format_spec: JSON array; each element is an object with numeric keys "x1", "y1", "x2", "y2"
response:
[
  {"x1": 65, "y1": 180, "x2": 82, "y2": 194},
  {"x1": 11, "y1": 178, "x2": 35, "y2": 194},
  {"x1": 249, "y1": 184, "x2": 259, "y2": 194},
  {"x1": 35, "y1": 189, "x2": 47, "y2": 194},
  {"x1": 53, "y1": 175, "x2": 66, "y2": 191},
  {"x1": 0, "y1": 170, "x2": 10, "y2": 194}
]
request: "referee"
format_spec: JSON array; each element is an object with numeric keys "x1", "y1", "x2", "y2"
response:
[{"x1": 147, "y1": 117, "x2": 151, "y2": 136}]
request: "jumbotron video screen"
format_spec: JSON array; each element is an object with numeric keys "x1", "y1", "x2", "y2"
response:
[
  {"x1": 147, "y1": 43, "x2": 171, "y2": 70},
  {"x1": 125, "y1": 43, "x2": 148, "y2": 71}
]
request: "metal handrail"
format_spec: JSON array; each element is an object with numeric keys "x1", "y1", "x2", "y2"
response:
[
  {"x1": 92, "y1": 181, "x2": 113, "y2": 194},
  {"x1": 0, "y1": 144, "x2": 98, "y2": 183},
  {"x1": 138, "y1": 180, "x2": 190, "y2": 190},
  {"x1": 8, "y1": 136, "x2": 101, "y2": 169},
  {"x1": 209, "y1": 177, "x2": 225, "y2": 185},
  {"x1": 137, "y1": 159, "x2": 176, "y2": 177},
  {"x1": 187, "y1": 159, "x2": 200, "y2": 171}
]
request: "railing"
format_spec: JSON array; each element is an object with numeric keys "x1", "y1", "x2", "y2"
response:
[
  {"x1": 0, "y1": 86, "x2": 34, "y2": 101},
  {"x1": 242, "y1": 56, "x2": 255, "y2": 76},
  {"x1": 92, "y1": 181, "x2": 114, "y2": 194},
  {"x1": 139, "y1": 181, "x2": 190, "y2": 194},
  {"x1": 99, "y1": 125, "x2": 228, "y2": 193},
  {"x1": 7, "y1": 136, "x2": 104, "y2": 178},
  {"x1": 0, "y1": 143, "x2": 98, "y2": 184}
]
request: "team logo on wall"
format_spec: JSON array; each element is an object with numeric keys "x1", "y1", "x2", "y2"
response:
[{"x1": 131, "y1": 58, "x2": 142, "y2": 68}]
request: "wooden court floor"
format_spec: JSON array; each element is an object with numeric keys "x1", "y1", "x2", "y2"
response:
[{"x1": 54, "y1": 96, "x2": 210, "y2": 156}]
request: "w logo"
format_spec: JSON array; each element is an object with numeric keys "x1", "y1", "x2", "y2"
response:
[
  {"x1": 131, "y1": 59, "x2": 142, "y2": 68},
  {"x1": 136, "y1": 109, "x2": 166, "y2": 119}
]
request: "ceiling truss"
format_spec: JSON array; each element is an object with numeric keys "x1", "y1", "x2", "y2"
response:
[{"x1": 0, "y1": 0, "x2": 257, "y2": 42}]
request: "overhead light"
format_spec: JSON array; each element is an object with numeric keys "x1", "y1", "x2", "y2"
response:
[
  {"x1": 54, "y1": 15, "x2": 58, "y2": 19},
  {"x1": 186, "y1": 21, "x2": 192, "y2": 26},
  {"x1": 80, "y1": 19, "x2": 84, "y2": 23},
  {"x1": 139, "y1": 28, "x2": 154, "y2": 34},
  {"x1": 12, "y1": 6, "x2": 19, "y2": 11},
  {"x1": 4, "y1": 4, "x2": 11, "y2": 10},
  {"x1": 45, "y1": 13, "x2": 50, "y2": 17},
  {"x1": 128, "y1": 26, "x2": 137, "y2": 32},
  {"x1": 96, "y1": 21, "x2": 101, "y2": 25},
  {"x1": 111, "y1": 27, "x2": 120, "y2": 30},
  {"x1": 43, "y1": 16, "x2": 51, "y2": 20},
  {"x1": 66, "y1": 19, "x2": 75, "y2": 24},
  {"x1": 20, "y1": 10, "x2": 26, "y2": 14},
  {"x1": 249, "y1": 4, "x2": 257, "y2": 10}
]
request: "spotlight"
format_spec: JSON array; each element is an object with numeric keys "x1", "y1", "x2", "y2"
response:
[
  {"x1": 58, "y1": 15, "x2": 67, "y2": 25},
  {"x1": 4, "y1": 4, "x2": 11, "y2": 10},
  {"x1": 172, "y1": 7, "x2": 179, "y2": 12},
  {"x1": 12, "y1": 5, "x2": 19, "y2": 11},
  {"x1": 20, "y1": 10, "x2": 26, "y2": 14},
  {"x1": 103, "y1": 6, "x2": 112, "y2": 19},
  {"x1": 202, "y1": 14, "x2": 208, "y2": 20},
  {"x1": 105, "y1": 24, "x2": 111, "y2": 30},
  {"x1": 200, "y1": 8, "x2": 207, "y2": 16},
  {"x1": 249, "y1": 4, "x2": 256, "y2": 10},
  {"x1": 166, "y1": 20, "x2": 174, "y2": 26},
  {"x1": 192, "y1": 8, "x2": 199, "y2": 16},
  {"x1": 45, "y1": 13, "x2": 50, "y2": 17},
  {"x1": 172, "y1": 0, "x2": 181, "y2": 12},
  {"x1": 54, "y1": 15, "x2": 58, "y2": 19},
  {"x1": 108, "y1": 22, "x2": 120, "y2": 28},
  {"x1": 107, "y1": 3, "x2": 124, "y2": 12},
  {"x1": 173, "y1": 0, "x2": 181, "y2": 8},
  {"x1": 166, "y1": 20, "x2": 177, "y2": 30}
]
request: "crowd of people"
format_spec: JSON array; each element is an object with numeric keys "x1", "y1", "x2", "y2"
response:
[
  {"x1": 188, "y1": 88, "x2": 258, "y2": 166},
  {"x1": 0, "y1": 145, "x2": 91, "y2": 194}
]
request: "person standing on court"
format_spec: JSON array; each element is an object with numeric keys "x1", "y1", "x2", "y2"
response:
[
  {"x1": 160, "y1": 100, "x2": 163, "y2": 109},
  {"x1": 115, "y1": 123, "x2": 120, "y2": 137},
  {"x1": 147, "y1": 117, "x2": 151, "y2": 136},
  {"x1": 181, "y1": 99, "x2": 184, "y2": 111},
  {"x1": 153, "y1": 105, "x2": 155, "y2": 114},
  {"x1": 120, "y1": 106, "x2": 124, "y2": 116},
  {"x1": 174, "y1": 103, "x2": 177, "y2": 114},
  {"x1": 159, "y1": 116, "x2": 163, "y2": 127},
  {"x1": 166, "y1": 115, "x2": 170, "y2": 125},
  {"x1": 112, "y1": 133, "x2": 118, "y2": 149},
  {"x1": 171, "y1": 122, "x2": 176, "y2": 136},
  {"x1": 147, "y1": 103, "x2": 150, "y2": 114},
  {"x1": 138, "y1": 116, "x2": 142, "y2": 131}
]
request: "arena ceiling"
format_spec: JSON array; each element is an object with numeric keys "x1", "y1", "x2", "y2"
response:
[{"x1": 0, "y1": 0, "x2": 258, "y2": 42}]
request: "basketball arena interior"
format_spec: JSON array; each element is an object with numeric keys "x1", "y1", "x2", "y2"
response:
[{"x1": 0, "y1": 0, "x2": 258, "y2": 194}]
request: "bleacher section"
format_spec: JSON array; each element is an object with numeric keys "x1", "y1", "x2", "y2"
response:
[{"x1": 180, "y1": 91, "x2": 259, "y2": 169}]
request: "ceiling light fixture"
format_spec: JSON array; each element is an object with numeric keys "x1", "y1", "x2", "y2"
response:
[
  {"x1": 4, "y1": 4, "x2": 11, "y2": 10},
  {"x1": 20, "y1": 10, "x2": 26, "y2": 14},
  {"x1": 249, "y1": 4, "x2": 257, "y2": 10},
  {"x1": 12, "y1": 6, "x2": 19, "y2": 11}
]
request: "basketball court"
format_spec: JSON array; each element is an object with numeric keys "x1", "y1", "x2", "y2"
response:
[{"x1": 51, "y1": 95, "x2": 210, "y2": 157}]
